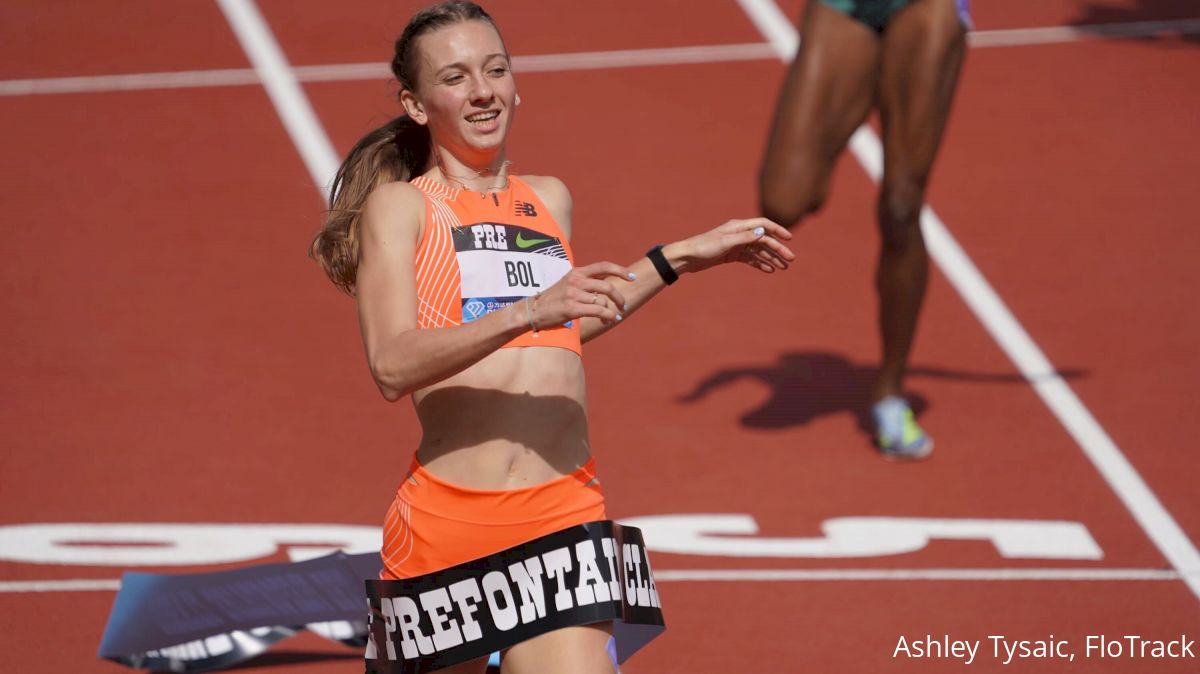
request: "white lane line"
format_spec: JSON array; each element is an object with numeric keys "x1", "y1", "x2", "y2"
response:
[
  {"x1": 515, "y1": 42, "x2": 776, "y2": 72},
  {"x1": 0, "y1": 568, "x2": 1181, "y2": 592},
  {"x1": 1, "y1": 579, "x2": 122, "y2": 592},
  {"x1": 656, "y1": 568, "x2": 1184, "y2": 582},
  {"x1": 4, "y1": 17, "x2": 1198, "y2": 97},
  {"x1": 290, "y1": 43, "x2": 777, "y2": 82},
  {"x1": 0, "y1": 43, "x2": 776, "y2": 97},
  {"x1": 0, "y1": 68, "x2": 261, "y2": 95},
  {"x1": 735, "y1": 0, "x2": 800, "y2": 59},
  {"x1": 738, "y1": 0, "x2": 1200, "y2": 605},
  {"x1": 215, "y1": 0, "x2": 340, "y2": 198}
]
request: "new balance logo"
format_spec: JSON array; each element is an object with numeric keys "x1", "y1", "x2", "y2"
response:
[{"x1": 514, "y1": 201, "x2": 537, "y2": 217}]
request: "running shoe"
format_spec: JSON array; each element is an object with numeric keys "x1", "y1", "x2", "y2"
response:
[{"x1": 872, "y1": 395, "x2": 933, "y2": 460}]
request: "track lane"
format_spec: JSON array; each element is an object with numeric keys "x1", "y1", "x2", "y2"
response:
[
  {"x1": 0, "y1": 85, "x2": 404, "y2": 529},
  {"x1": 927, "y1": 36, "x2": 1200, "y2": 573},
  {"x1": 255, "y1": 0, "x2": 767, "y2": 66},
  {"x1": 624, "y1": 581, "x2": 1200, "y2": 672},
  {"x1": 0, "y1": 0, "x2": 247, "y2": 79}
]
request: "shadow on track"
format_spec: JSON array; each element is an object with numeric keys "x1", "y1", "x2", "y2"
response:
[
  {"x1": 678, "y1": 350, "x2": 1086, "y2": 436},
  {"x1": 1069, "y1": 0, "x2": 1200, "y2": 46}
]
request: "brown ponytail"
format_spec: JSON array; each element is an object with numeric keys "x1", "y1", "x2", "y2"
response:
[
  {"x1": 309, "y1": 1, "x2": 500, "y2": 295},
  {"x1": 309, "y1": 115, "x2": 430, "y2": 295}
]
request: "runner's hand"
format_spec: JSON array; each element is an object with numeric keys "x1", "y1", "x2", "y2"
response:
[
  {"x1": 676, "y1": 217, "x2": 795, "y2": 275},
  {"x1": 531, "y1": 262, "x2": 634, "y2": 328}
]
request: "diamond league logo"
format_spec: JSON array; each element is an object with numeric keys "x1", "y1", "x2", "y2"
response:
[{"x1": 463, "y1": 299, "x2": 487, "y2": 321}]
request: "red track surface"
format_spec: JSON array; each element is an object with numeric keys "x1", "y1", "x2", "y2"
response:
[{"x1": 2, "y1": 1, "x2": 1198, "y2": 672}]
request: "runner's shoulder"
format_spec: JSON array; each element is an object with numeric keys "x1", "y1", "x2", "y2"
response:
[
  {"x1": 519, "y1": 175, "x2": 573, "y2": 235},
  {"x1": 360, "y1": 180, "x2": 425, "y2": 241},
  {"x1": 519, "y1": 175, "x2": 572, "y2": 210}
]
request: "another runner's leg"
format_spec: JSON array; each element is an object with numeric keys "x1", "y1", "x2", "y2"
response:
[
  {"x1": 872, "y1": 0, "x2": 967, "y2": 453},
  {"x1": 759, "y1": 1, "x2": 881, "y2": 227}
]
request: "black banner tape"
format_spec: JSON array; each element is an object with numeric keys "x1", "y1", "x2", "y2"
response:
[{"x1": 365, "y1": 521, "x2": 665, "y2": 674}]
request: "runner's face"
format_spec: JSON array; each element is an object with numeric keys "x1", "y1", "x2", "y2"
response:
[{"x1": 412, "y1": 21, "x2": 515, "y2": 160}]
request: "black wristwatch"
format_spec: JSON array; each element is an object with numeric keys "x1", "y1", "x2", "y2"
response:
[{"x1": 646, "y1": 244, "x2": 678, "y2": 286}]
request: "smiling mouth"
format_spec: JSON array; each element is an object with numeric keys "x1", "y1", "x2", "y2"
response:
[{"x1": 466, "y1": 110, "x2": 500, "y2": 123}]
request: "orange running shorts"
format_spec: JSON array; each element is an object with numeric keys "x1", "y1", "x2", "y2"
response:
[{"x1": 380, "y1": 456, "x2": 607, "y2": 580}]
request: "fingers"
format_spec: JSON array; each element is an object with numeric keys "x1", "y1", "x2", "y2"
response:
[
  {"x1": 573, "y1": 278, "x2": 626, "y2": 321},
  {"x1": 725, "y1": 235, "x2": 792, "y2": 270},
  {"x1": 573, "y1": 261, "x2": 633, "y2": 318},
  {"x1": 733, "y1": 245, "x2": 777, "y2": 274},
  {"x1": 749, "y1": 246, "x2": 784, "y2": 273},
  {"x1": 584, "y1": 291, "x2": 623, "y2": 324},
  {"x1": 754, "y1": 239, "x2": 793, "y2": 268},
  {"x1": 722, "y1": 217, "x2": 793, "y2": 240},
  {"x1": 575, "y1": 261, "x2": 637, "y2": 283},
  {"x1": 724, "y1": 218, "x2": 796, "y2": 272},
  {"x1": 533, "y1": 261, "x2": 636, "y2": 328},
  {"x1": 554, "y1": 288, "x2": 620, "y2": 324},
  {"x1": 732, "y1": 234, "x2": 794, "y2": 273},
  {"x1": 757, "y1": 233, "x2": 797, "y2": 262},
  {"x1": 757, "y1": 218, "x2": 793, "y2": 241}
]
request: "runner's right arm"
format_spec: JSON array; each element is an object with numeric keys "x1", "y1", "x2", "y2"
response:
[
  {"x1": 355, "y1": 182, "x2": 628, "y2": 401},
  {"x1": 357, "y1": 182, "x2": 531, "y2": 401}
]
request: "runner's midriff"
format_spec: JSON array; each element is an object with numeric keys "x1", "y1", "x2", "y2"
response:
[{"x1": 411, "y1": 346, "x2": 592, "y2": 490}]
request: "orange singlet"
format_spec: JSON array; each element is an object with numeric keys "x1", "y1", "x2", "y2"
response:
[
  {"x1": 409, "y1": 174, "x2": 582, "y2": 355},
  {"x1": 380, "y1": 175, "x2": 603, "y2": 580}
]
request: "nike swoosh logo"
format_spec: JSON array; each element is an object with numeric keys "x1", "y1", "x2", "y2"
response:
[{"x1": 515, "y1": 233, "x2": 551, "y2": 249}]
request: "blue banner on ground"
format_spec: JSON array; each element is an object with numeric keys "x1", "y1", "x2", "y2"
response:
[{"x1": 98, "y1": 551, "x2": 379, "y2": 672}]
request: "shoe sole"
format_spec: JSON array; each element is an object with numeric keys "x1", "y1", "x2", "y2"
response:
[{"x1": 877, "y1": 437, "x2": 934, "y2": 461}]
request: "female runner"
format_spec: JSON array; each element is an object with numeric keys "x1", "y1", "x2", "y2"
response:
[{"x1": 311, "y1": 2, "x2": 794, "y2": 671}]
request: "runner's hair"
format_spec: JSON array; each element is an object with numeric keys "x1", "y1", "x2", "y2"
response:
[{"x1": 310, "y1": 1, "x2": 501, "y2": 294}]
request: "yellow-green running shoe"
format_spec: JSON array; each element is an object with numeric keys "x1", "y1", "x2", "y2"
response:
[{"x1": 873, "y1": 395, "x2": 933, "y2": 460}]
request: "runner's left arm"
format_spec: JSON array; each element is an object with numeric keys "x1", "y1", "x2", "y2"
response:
[{"x1": 525, "y1": 176, "x2": 796, "y2": 343}]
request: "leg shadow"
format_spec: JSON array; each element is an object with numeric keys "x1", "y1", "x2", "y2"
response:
[{"x1": 678, "y1": 350, "x2": 1084, "y2": 438}]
